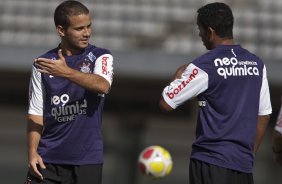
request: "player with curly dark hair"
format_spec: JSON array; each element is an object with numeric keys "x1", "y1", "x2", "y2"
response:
[{"x1": 160, "y1": 2, "x2": 272, "y2": 184}]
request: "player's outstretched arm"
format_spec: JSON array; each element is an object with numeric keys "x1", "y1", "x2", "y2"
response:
[
  {"x1": 64, "y1": 68, "x2": 110, "y2": 94},
  {"x1": 35, "y1": 49, "x2": 111, "y2": 94},
  {"x1": 27, "y1": 114, "x2": 46, "y2": 180}
]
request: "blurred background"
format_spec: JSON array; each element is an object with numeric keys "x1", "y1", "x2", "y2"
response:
[{"x1": 0, "y1": 0, "x2": 281, "y2": 183}]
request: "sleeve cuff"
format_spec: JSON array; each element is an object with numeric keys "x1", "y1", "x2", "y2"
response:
[
  {"x1": 162, "y1": 90, "x2": 177, "y2": 109},
  {"x1": 258, "y1": 109, "x2": 272, "y2": 116}
]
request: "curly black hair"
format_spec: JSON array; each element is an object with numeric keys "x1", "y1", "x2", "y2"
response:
[{"x1": 197, "y1": 2, "x2": 233, "y2": 39}]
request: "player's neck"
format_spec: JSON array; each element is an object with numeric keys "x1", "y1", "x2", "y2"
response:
[
  {"x1": 59, "y1": 43, "x2": 84, "y2": 56},
  {"x1": 212, "y1": 38, "x2": 235, "y2": 49},
  {"x1": 220, "y1": 38, "x2": 235, "y2": 45}
]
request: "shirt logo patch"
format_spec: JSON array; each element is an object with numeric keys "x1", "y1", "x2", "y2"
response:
[
  {"x1": 214, "y1": 55, "x2": 259, "y2": 79},
  {"x1": 51, "y1": 94, "x2": 88, "y2": 123},
  {"x1": 101, "y1": 56, "x2": 109, "y2": 75},
  {"x1": 80, "y1": 62, "x2": 91, "y2": 73},
  {"x1": 198, "y1": 100, "x2": 206, "y2": 107},
  {"x1": 87, "y1": 52, "x2": 96, "y2": 62}
]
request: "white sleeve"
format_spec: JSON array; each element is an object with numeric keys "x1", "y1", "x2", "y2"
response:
[
  {"x1": 28, "y1": 65, "x2": 44, "y2": 116},
  {"x1": 275, "y1": 102, "x2": 282, "y2": 134},
  {"x1": 93, "y1": 54, "x2": 114, "y2": 86},
  {"x1": 258, "y1": 65, "x2": 272, "y2": 115},
  {"x1": 162, "y1": 63, "x2": 209, "y2": 109}
]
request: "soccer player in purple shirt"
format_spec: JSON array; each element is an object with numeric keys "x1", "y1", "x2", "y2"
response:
[
  {"x1": 160, "y1": 2, "x2": 272, "y2": 184},
  {"x1": 25, "y1": 1, "x2": 113, "y2": 184}
]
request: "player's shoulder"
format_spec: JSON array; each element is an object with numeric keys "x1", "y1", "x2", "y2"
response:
[
  {"x1": 240, "y1": 46, "x2": 262, "y2": 59},
  {"x1": 193, "y1": 45, "x2": 264, "y2": 66},
  {"x1": 239, "y1": 46, "x2": 265, "y2": 70},
  {"x1": 191, "y1": 46, "x2": 239, "y2": 73},
  {"x1": 89, "y1": 44, "x2": 112, "y2": 58},
  {"x1": 32, "y1": 47, "x2": 58, "y2": 68},
  {"x1": 38, "y1": 47, "x2": 58, "y2": 59},
  {"x1": 192, "y1": 49, "x2": 217, "y2": 67}
]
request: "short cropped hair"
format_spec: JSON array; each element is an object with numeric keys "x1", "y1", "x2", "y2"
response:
[
  {"x1": 197, "y1": 2, "x2": 233, "y2": 39},
  {"x1": 54, "y1": 0, "x2": 89, "y2": 28}
]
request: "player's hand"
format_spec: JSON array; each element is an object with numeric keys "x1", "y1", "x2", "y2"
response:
[
  {"x1": 35, "y1": 49, "x2": 72, "y2": 77},
  {"x1": 172, "y1": 64, "x2": 188, "y2": 81},
  {"x1": 28, "y1": 151, "x2": 46, "y2": 180}
]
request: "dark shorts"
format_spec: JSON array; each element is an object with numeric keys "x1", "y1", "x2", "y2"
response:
[
  {"x1": 24, "y1": 164, "x2": 103, "y2": 184},
  {"x1": 189, "y1": 159, "x2": 254, "y2": 184}
]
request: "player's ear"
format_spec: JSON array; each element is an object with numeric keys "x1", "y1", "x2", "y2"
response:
[
  {"x1": 208, "y1": 27, "x2": 215, "y2": 41},
  {"x1": 56, "y1": 25, "x2": 65, "y2": 37}
]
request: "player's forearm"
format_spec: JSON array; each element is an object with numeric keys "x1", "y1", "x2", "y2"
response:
[
  {"x1": 28, "y1": 129, "x2": 42, "y2": 155},
  {"x1": 159, "y1": 97, "x2": 174, "y2": 112},
  {"x1": 254, "y1": 115, "x2": 270, "y2": 154},
  {"x1": 63, "y1": 68, "x2": 110, "y2": 94},
  {"x1": 27, "y1": 115, "x2": 43, "y2": 155}
]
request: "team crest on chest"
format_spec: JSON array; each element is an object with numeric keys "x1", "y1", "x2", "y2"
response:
[{"x1": 80, "y1": 62, "x2": 92, "y2": 73}]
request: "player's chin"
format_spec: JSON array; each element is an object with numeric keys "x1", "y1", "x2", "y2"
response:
[{"x1": 77, "y1": 42, "x2": 89, "y2": 49}]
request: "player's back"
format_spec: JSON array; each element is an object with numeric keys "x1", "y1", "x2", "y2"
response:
[{"x1": 191, "y1": 44, "x2": 265, "y2": 173}]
